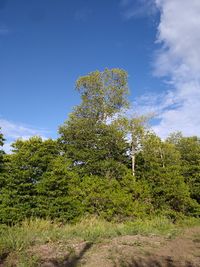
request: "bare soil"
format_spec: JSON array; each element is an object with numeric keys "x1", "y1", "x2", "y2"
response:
[
  {"x1": 4, "y1": 226, "x2": 200, "y2": 267},
  {"x1": 35, "y1": 227, "x2": 200, "y2": 267}
]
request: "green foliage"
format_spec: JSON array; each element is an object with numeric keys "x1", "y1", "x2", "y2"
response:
[
  {"x1": 0, "y1": 69, "x2": 199, "y2": 225},
  {"x1": 1, "y1": 216, "x2": 199, "y2": 266},
  {"x1": 136, "y1": 133, "x2": 194, "y2": 215},
  {"x1": 75, "y1": 68, "x2": 129, "y2": 121},
  {"x1": 0, "y1": 128, "x2": 4, "y2": 147},
  {"x1": 0, "y1": 137, "x2": 60, "y2": 224},
  {"x1": 59, "y1": 117, "x2": 129, "y2": 177},
  {"x1": 0, "y1": 216, "x2": 189, "y2": 261},
  {"x1": 75, "y1": 174, "x2": 152, "y2": 221},
  {"x1": 167, "y1": 134, "x2": 200, "y2": 204},
  {"x1": 0, "y1": 128, "x2": 5, "y2": 172},
  {"x1": 35, "y1": 156, "x2": 83, "y2": 221}
]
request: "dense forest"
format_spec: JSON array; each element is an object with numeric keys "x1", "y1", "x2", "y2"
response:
[{"x1": 0, "y1": 68, "x2": 199, "y2": 224}]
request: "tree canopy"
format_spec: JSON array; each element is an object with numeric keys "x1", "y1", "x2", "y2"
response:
[
  {"x1": 74, "y1": 68, "x2": 129, "y2": 121},
  {"x1": 0, "y1": 69, "x2": 199, "y2": 224}
]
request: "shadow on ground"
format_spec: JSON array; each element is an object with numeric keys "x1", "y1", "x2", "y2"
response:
[
  {"x1": 115, "y1": 256, "x2": 197, "y2": 267},
  {"x1": 44, "y1": 242, "x2": 93, "y2": 267}
]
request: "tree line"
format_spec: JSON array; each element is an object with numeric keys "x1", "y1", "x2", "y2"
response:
[{"x1": 0, "y1": 68, "x2": 199, "y2": 224}]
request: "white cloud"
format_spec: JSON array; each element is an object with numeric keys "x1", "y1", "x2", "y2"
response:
[
  {"x1": 132, "y1": 91, "x2": 177, "y2": 116},
  {"x1": 2, "y1": 142, "x2": 13, "y2": 154},
  {"x1": 0, "y1": 118, "x2": 49, "y2": 153},
  {"x1": 133, "y1": 0, "x2": 200, "y2": 138},
  {"x1": 155, "y1": 0, "x2": 200, "y2": 79}
]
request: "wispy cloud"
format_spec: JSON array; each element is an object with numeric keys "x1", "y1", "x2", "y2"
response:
[
  {"x1": 134, "y1": 0, "x2": 200, "y2": 138},
  {"x1": 120, "y1": 0, "x2": 157, "y2": 19},
  {"x1": 0, "y1": 118, "x2": 50, "y2": 153},
  {"x1": 153, "y1": 0, "x2": 200, "y2": 138},
  {"x1": 132, "y1": 90, "x2": 180, "y2": 116}
]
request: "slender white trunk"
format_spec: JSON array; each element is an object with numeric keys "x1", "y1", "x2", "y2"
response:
[
  {"x1": 131, "y1": 135, "x2": 136, "y2": 176},
  {"x1": 159, "y1": 147, "x2": 165, "y2": 168},
  {"x1": 132, "y1": 150, "x2": 135, "y2": 176}
]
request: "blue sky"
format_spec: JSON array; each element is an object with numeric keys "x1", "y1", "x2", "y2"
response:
[{"x1": 1, "y1": 0, "x2": 200, "y2": 151}]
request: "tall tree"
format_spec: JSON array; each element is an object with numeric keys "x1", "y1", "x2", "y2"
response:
[
  {"x1": 167, "y1": 133, "x2": 200, "y2": 203},
  {"x1": 36, "y1": 156, "x2": 83, "y2": 221},
  {"x1": 59, "y1": 116, "x2": 129, "y2": 177},
  {"x1": 74, "y1": 68, "x2": 129, "y2": 121},
  {"x1": 113, "y1": 115, "x2": 151, "y2": 176},
  {"x1": 59, "y1": 68, "x2": 130, "y2": 178},
  {"x1": 0, "y1": 128, "x2": 4, "y2": 147},
  {"x1": 0, "y1": 128, "x2": 5, "y2": 172},
  {"x1": 0, "y1": 137, "x2": 60, "y2": 223},
  {"x1": 136, "y1": 133, "x2": 192, "y2": 214}
]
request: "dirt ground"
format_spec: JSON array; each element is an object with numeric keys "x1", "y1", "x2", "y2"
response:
[{"x1": 30, "y1": 226, "x2": 200, "y2": 267}]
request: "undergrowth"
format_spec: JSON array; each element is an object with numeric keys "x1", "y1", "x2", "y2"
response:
[{"x1": 0, "y1": 216, "x2": 199, "y2": 266}]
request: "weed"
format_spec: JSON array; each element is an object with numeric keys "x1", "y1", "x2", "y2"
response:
[{"x1": 0, "y1": 216, "x2": 199, "y2": 266}]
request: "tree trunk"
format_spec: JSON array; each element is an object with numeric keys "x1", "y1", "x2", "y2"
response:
[
  {"x1": 132, "y1": 151, "x2": 135, "y2": 176},
  {"x1": 131, "y1": 137, "x2": 136, "y2": 176}
]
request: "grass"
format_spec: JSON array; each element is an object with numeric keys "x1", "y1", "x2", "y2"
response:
[{"x1": 0, "y1": 216, "x2": 199, "y2": 266}]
